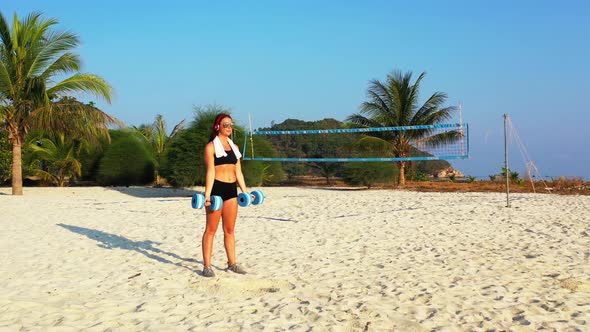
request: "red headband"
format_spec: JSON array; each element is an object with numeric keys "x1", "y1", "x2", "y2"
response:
[{"x1": 213, "y1": 113, "x2": 228, "y2": 131}]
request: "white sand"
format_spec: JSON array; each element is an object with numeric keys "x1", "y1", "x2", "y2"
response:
[{"x1": 1, "y1": 186, "x2": 589, "y2": 331}]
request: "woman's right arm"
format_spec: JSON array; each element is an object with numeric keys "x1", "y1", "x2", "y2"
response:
[{"x1": 204, "y1": 143, "x2": 215, "y2": 205}]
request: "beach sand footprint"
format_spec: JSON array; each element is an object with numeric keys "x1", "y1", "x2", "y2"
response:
[
  {"x1": 559, "y1": 277, "x2": 590, "y2": 292},
  {"x1": 191, "y1": 275, "x2": 294, "y2": 298}
]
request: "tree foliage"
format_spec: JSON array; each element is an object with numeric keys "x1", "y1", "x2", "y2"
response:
[
  {"x1": 0, "y1": 130, "x2": 10, "y2": 183},
  {"x1": 97, "y1": 130, "x2": 154, "y2": 186},
  {"x1": 0, "y1": 12, "x2": 117, "y2": 194},
  {"x1": 240, "y1": 134, "x2": 285, "y2": 186},
  {"x1": 258, "y1": 117, "x2": 452, "y2": 185},
  {"x1": 258, "y1": 118, "x2": 353, "y2": 182},
  {"x1": 77, "y1": 136, "x2": 109, "y2": 182},
  {"x1": 134, "y1": 114, "x2": 186, "y2": 186},
  {"x1": 164, "y1": 106, "x2": 284, "y2": 187},
  {"x1": 162, "y1": 107, "x2": 219, "y2": 187},
  {"x1": 347, "y1": 70, "x2": 459, "y2": 186},
  {"x1": 27, "y1": 133, "x2": 83, "y2": 186},
  {"x1": 342, "y1": 162, "x2": 398, "y2": 188}
]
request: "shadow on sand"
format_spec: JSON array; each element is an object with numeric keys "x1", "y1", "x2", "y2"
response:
[
  {"x1": 57, "y1": 223, "x2": 200, "y2": 272},
  {"x1": 301, "y1": 186, "x2": 369, "y2": 191},
  {"x1": 104, "y1": 186, "x2": 201, "y2": 198}
]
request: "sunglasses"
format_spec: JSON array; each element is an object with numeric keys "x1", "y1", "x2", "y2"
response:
[{"x1": 222, "y1": 122, "x2": 233, "y2": 128}]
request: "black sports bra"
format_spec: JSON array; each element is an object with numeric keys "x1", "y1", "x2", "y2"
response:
[{"x1": 214, "y1": 148, "x2": 238, "y2": 166}]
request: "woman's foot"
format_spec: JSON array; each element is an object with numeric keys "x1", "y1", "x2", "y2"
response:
[
  {"x1": 227, "y1": 263, "x2": 247, "y2": 274},
  {"x1": 202, "y1": 265, "x2": 215, "y2": 278}
]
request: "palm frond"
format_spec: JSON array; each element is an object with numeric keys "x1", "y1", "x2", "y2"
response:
[
  {"x1": 345, "y1": 135, "x2": 393, "y2": 156},
  {"x1": 132, "y1": 124, "x2": 152, "y2": 143},
  {"x1": 47, "y1": 73, "x2": 113, "y2": 103},
  {"x1": 28, "y1": 136, "x2": 58, "y2": 159},
  {"x1": 151, "y1": 114, "x2": 167, "y2": 154},
  {"x1": 0, "y1": 15, "x2": 14, "y2": 99},
  {"x1": 0, "y1": 61, "x2": 13, "y2": 97},
  {"x1": 345, "y1": 113, "x2": 376, "y2": 128},
  {"x1": 169, "y1": 119, "x2": 186, "y2": 138},
  {"x1": 28, "y1": 98, "x2": 122, "y2": 144},
  {"x1": 361, "y1": 79, "x2": 395, "y2": 121},
  {"x1": 28, "y1": 29, "x2": 79, "y2": 77},
  {"x1": 413, "y1": 92, "x2": 449, "y2": 122},
  {"x1": 421, "y1": 107, "x2": 456, "y2": 125},
  {"x1": 27, "y1": 132, "x2": 82, "y2": 186},
  {"x1": 39, "y1": 52, "x2": 81, "y2": 81},
  {"x1": 29, "y1": 168, "x2": 57, "y2": 184},
  {"x1": 162, "y1": 117, "x2": 186, "y2": 152},
  {"x1": 413, "y1": 130, "x2": 463, "y2": 148},
  {"x1": 0, "y1": 12, "x2": 13, "y2": 51}
]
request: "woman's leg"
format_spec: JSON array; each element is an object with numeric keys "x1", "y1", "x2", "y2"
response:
[
  {"x1": 221, "y1": 198, "x2": 239, "y2": 266},
  {"x1": 202, "y1": 208, "x2": 222, "y2": 267}
]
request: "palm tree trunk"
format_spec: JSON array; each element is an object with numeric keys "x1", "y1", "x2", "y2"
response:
[
  {"x1": 11, "y1": 138, "x2": 23, "y2": 195},
  {"x1": 398, "y1": 161, "x2": 406, "y2": 186}
]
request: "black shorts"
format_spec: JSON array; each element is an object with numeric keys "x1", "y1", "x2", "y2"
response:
[{"x1": 211, "y1": 179, "x2": 238, "y2": 201}]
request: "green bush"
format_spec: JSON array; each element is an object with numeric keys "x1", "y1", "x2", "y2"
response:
[
  {"x1": 342, "y1": 162, "x2": 398, "y2": 188},
  {"x1": 258, "y1": 118, "x2": 352, "y2": 179},
  {"x1": 78, "y1": 135, "x2": 111, "y2": 182},
  {"x1": 97, "y1": 130, "x2": 155, "y2": 186},
  {"x1": 78, "y1": 146, "x2": 104, "y2": 182},
  {"x1": 163, "y1": 109, "x2": 218, "y2": 187},
  {"x1": 0, "y1": 131, "x2": 11, "y2": 183},
  {"x1": 406, "y1": 169, "x2": 430, "y2": 182},
  {"x1": 163, "y1": 106, "x2": 284, "y2": 187},
  {"x1": 240, "y1": 134, "x2": 285, "y2": 186},
  {"x1": 489, "y1": 167, "x2": 524, "y2": 185}
]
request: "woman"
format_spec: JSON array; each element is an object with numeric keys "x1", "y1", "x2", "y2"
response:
[{"x1": 201, "y1": 113, "x2": 249, "y2": 277}]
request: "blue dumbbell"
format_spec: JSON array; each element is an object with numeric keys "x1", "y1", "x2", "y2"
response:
[
  {"x1": 238, "y1": 192, "x2": 251, "y2": 207},
  {"x1": 251, "y1": 190, "x2": 265, "y2": 205},
  {"x1": 191, "y1": 193, "x2": 222, "y2": 211},
  {"x1": 238, "y1": 190, "x2": 265, "y2": 207}
]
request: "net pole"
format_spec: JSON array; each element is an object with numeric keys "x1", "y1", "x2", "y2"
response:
[
  {"x1": 504, "y1": 114, "x2": 511, "y2": 208},
  {"x1": 459, "y1": 101, "x2": 465, "y2": 156},
  {"x1": 242, "y1": 127, "x2": 248, "y2": 157},
  {"x1": 248, "y1": 113, "x2": 254, "y2": 158}
]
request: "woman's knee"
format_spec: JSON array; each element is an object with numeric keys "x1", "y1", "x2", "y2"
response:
[
  {"x1": 223, "y1": 226, "x2": 235, "y2": 235},
  {"x1": 203, "y1": 229, "x2": 217, "y2": 239},
  {"x1": 204, "y1": 223, "x2": 219, "y2": 236}
]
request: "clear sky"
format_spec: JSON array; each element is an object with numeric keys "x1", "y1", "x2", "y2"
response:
[{"x1": 4, "y1": 0, "x2": 590, "y2": 180}]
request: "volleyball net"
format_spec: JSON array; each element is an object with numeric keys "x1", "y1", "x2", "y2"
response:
[{"x1": 242, "y1": 123, "x2": 469, "y2": 162}]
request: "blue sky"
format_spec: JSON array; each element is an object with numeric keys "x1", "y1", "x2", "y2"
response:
[{"x1": 4, "y1": 0, "x2": 590, "y2": 179}]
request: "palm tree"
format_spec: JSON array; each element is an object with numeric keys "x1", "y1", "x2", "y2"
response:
[
  {"x1": 0, "y1": 12, "x2": 117, "y2": 195},
  {"x1": 347, "y1": 70, "x2": 459, "y2": 186},
  {"x1": 134, "y1": 114, "x2": 186, "y2": 186},
  {"x1": 28, "y1": 133, "x2": 83, "y2": 187}
]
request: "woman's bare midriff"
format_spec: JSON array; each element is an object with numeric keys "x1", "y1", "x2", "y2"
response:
[{"x1": 214, "y1": 164, "x2": 237, "y2": 183}]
